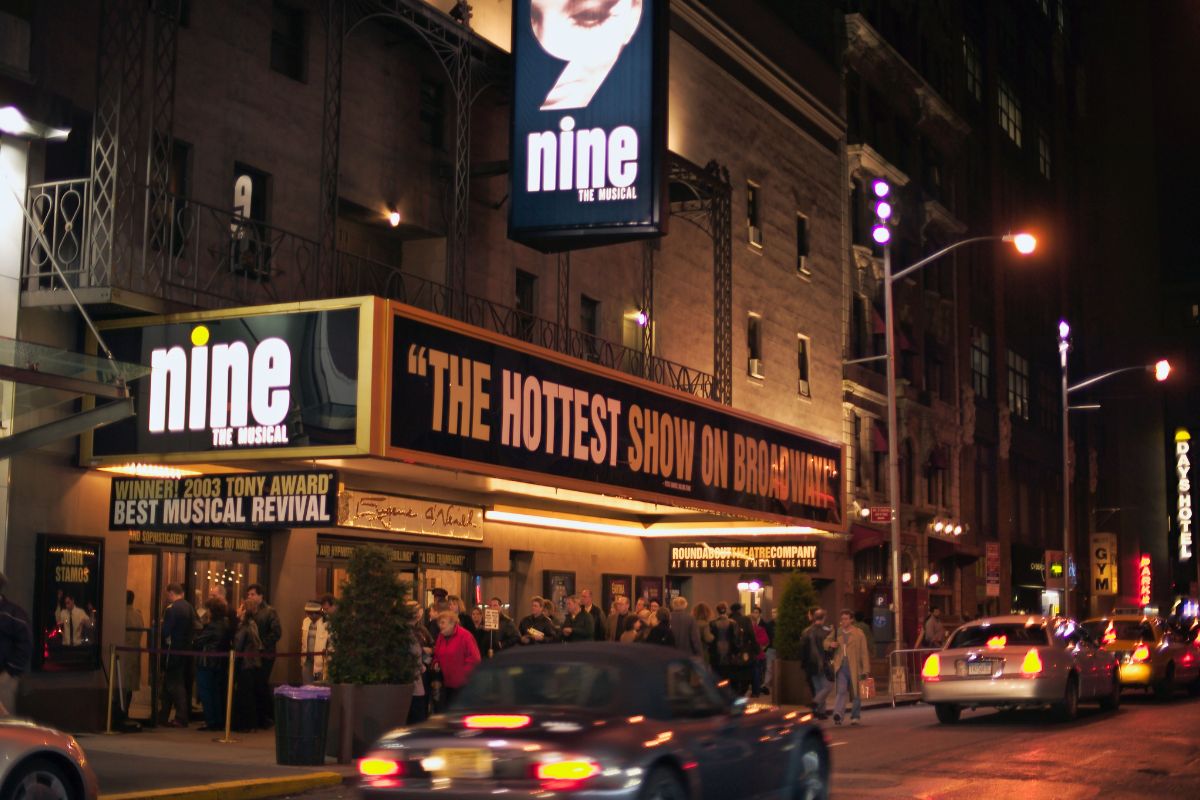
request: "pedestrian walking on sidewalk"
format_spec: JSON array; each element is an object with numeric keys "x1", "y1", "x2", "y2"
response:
[
  {"x1": 432, "y1": 610, "x2": 480, "y2": 709},
  {"x1": 824, "y1": 609, "x2": 870, "y2": 726},
  {"x1": 802, "y1": 608, "x2": 833, "y2": 718},
  {"x1": 158, "y1": 583, "x2": 194, "y2": 727},
  {"x1": 0, "y1": 571, "x2": 31, "y2": 716},
  {"x1": 243, "y1": 584, "x2": 281, "y2": 729},
  {"x1": 918, "y1": 608, "x2": 946, "y2": 649}
]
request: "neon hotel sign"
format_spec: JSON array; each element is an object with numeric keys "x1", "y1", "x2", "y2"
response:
[{"x1": 1178, "y1": 429, "x2": 1192, "y2": 562}]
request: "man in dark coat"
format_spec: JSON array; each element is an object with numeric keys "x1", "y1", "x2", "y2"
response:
[
  {"x1": 244, "y1": 584, "x2": 281, "y2": 728},
  {"x1": 518, "y1": 597, "x2": 559, "y2": 644},
  {"x1": 487, "y1": 597, "x2": 521, "y2": 652},
  {"x1": 0, "y1": 571, "x2": 32, "y2": 715},
  {"x1": 579, "y1": 589, "x2": 607, "y2": 642},
  {"x1": 561, "y1": 595, "x2": 594, "y2": 642},
  {"x1": 159, "y1": 582, "x2": 194, "y2": 726},
  {"x1": 668, "y1": 596, "x2": 702, "y2": 657},
  {"x1": 606, "y1": 595, "x2": 631, "y2": 641}
]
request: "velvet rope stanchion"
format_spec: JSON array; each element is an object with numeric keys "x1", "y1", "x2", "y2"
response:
[
  {"x1": 103, "y1": 644, "x2": 119, "y2": 735},
  {"x1": 218, "y1": 649, "x2": 238, "y2": 744}
]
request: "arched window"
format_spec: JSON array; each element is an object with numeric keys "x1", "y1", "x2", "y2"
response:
[{"x1": 900, "y1": 440, "x2": 915, "y2": 504}]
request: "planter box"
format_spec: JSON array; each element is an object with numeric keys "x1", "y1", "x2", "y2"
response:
[
  {"x1": 327, "y1": 683, "x2": 414, "y2": 763},
  {"x1": 774, "y1": 658, "x2": 813, "y2": 706}
]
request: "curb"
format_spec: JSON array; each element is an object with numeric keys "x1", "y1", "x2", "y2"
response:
[{"x1": 99, "y1": 771, "x2": 344, "y2": 800}]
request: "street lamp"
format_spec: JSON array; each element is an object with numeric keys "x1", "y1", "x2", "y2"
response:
[
  {"x1": 877, "y1": 199, "x2": 1037, "y2": 645},
  {"x1": 1059, "y1": 341, "x2": 1173, "y2": 618}
]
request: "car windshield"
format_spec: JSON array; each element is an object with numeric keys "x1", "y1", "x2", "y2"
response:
[
  {"x1": 948, "y1": 623, "x2": 1049, "y2": 649},
  {"x1": 1081, "y1": 620, "x2": 1154, "y2": 642},
  {"x1": 454, "y1": 662, "x2": 621, "y2": 711}
]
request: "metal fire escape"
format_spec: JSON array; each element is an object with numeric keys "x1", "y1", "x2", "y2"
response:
[{"x1": 320, "y1": 0, "x2": 483, "y2": 318}]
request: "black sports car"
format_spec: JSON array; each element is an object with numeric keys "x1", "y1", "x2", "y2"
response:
[{"x1": 358, "y1": 642, "x2": 829, "y2": 799}]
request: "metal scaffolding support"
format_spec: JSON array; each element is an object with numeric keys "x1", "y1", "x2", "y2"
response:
[
  {"x1": 641, "y1": 241, "x2": 655, "y2": 377},
  {"x1": 668, "y1": 156, "x2": 733, "y2": 404},
  {"x1": 142, "y1": 0, "x2": 181, "y2": 291},
  {"x1": 90, "y1": 0, "x2": 147, "y2": 286},
  {"x1": 556, "y1": 251, "x2": 570, "y2": 352},
  {"x1": 324, "y1": 0, "x2": 481, "y2": 317},
  {"x1": 317, "y1": 0, "x2": 347, "y2": 282}
]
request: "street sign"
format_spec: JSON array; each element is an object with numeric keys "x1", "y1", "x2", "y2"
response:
[
  {"x1": 869, "y1": 507, "x2": 892, "y2": 523},
  {"x1": 483, "y1": 608, "x2": 500, "y2": 632},
  {"x1": 985, "y1": 542, "x2": 1001, "y2": 597}
]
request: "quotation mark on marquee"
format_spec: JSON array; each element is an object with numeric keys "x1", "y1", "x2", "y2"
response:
[{"x1": 407, "y1": 345, "x2": 429, "y2": 376}]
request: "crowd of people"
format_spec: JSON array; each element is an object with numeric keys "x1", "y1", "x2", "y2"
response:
[{"x1": 403, "y1": 589, "x2": 778, "y2": 724}]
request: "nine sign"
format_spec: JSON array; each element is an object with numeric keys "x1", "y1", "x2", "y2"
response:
[{"x1": 509, "y1": 0, "x2": 667, "y2": 250}]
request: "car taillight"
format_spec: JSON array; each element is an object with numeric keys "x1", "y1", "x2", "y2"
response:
[
  {"x1": 1183, "y1": 650, "x2": 1196, "y2": 668},
  {"x1": 536, "y1": 761, "x2": 601, "y2": 781},
  {"x1": 463, "y1": 714, "x2": 531, "y2": 729},
  {"x1": 921, "y1": 653, "x2": 940, "y2": 681},
  {"x1": 1131, "y1": 643, "x2": 1150, "y2": 663},
  {"x1": 359, "y1": 758, "x2": 402, "y2": 777},
  {"x1": 1021, "y1": 649, "x2": 1043, "y2": 676}
]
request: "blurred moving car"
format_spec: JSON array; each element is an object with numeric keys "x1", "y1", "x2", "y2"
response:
[
  {"x1": 1082, "y1": 613, "x2": 1200, "y2": 697},
  {"x1": 920, "y1": 615, "x2": 1121, "y2": 724},
  {"x1": 358, "y1": 642, "x2": 829, "y2": 799},
  {"x1": 0, "y1": 718, "x2": 99, "y2": 800}
]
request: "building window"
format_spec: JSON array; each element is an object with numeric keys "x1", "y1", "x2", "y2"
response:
[
  {"x1": 927, "y1": 463, "x2": 945, "y2": 508},
  {"x1": 924, "y1": 346, "x2": 943, "y2": 401},
  {"x1": 419, "y1": 78, "x2": 446, "y2": 150},
  {"x1": 747, "y1": 313, "x2": 763, "y2": 377},
  {"x1": 901, "y1": 440, "x2": 914, "y2": 504},
  {"x1": 796, "y1": 213, "x2": 810, "y2": 275},
  {"x1": 270, "y1": 2, "x2": 306, "y2": 81},
  {"x1": 1038, "y1": 371, "x2": 1059, "y2": 432},
  {"x1": 231, "y1": 163, "x2": 271, "y2": 279},
  {"x1": 971, "y1": 328, "x2": 991, "y2": 400},
  {"x1": 796, "y1": 334, "x2": 811, "y2": 397},
  {"x1": 998, "y1": 79, "x2": 1022, "y2": 147},
  {"x1": 515, "y1": 269, "x2": 537, "y2": 341},
  {"x1": 747, "y1": 182, "x2": 763, "y2": 248},
  {"x1": 580, "y1": 295, "x2": 599, "y2": 361},
  {"x1": 963, "y1": 35, "x2": 982, "y2": 102},
  {"x1": 1007, "y1": 350, "x2": 1030, "y2": 421},
  {"x1": 1037, "y1": 128, "x2": 1051, "y2": 179}
]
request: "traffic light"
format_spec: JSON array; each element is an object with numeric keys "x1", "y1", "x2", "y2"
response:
[{"x1": 871, "y1": 179, "x2": 891, "y2": 245}]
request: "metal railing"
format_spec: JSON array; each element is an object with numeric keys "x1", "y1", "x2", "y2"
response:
[
  {"x1": 888, "y1": 647, "x2": 939, "y2": 706},
  {"x1": 21, "y1": 181, "x2": 715, "y2": 399}
]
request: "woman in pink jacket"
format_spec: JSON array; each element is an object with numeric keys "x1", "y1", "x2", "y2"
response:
[{"x1": 432, "y1": 610, "x2": 481, "y2": 709}]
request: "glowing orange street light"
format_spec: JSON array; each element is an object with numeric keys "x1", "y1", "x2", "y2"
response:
[
  {"x1": 1155, "y1": 360, "x2": 1171, "y2": 382},
  {"x1": 1004, "y1": 232, "x2": 1037, "y2": 255}
]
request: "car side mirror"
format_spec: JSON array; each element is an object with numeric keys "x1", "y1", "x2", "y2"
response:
[{"x1": 730, "y1": 696, "x2": 748, "y2": 717}]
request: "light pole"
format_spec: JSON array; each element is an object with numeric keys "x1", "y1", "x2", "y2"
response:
[
  {"x1": 870, "y1": 180, "x2": 1036, "y2": 646},
  {"x1": 1059, "y1": 344, "x2": 1172, "y2": 618}
]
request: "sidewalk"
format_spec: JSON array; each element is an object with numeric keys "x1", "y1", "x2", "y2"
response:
[{"x1": 75, "y1": 725, "x2": 353, "y2": 800}]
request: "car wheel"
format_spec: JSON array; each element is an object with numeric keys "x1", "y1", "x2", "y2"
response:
[
  {"x1": 637, "y1": 766, "x2": 688, "y2": 800},
  {"x1": 1153, "y1": 664, "x2": 1175, "y2": 700},
  {"x1": 791, "y1": 735, "x2": 830, "y2": 800},
  {"x1": 1098, "y1": 669, "x2": 1121, "y2": 712},
  {"x1": 2, "y1": 757, "x2": 76, "y2": 800},
  {"x1": 1055, "y1": 674, "x2": 1079, "y2": 722},
  {"x1": 934, "y1": 703, "x2": 961, "y2": 724}
]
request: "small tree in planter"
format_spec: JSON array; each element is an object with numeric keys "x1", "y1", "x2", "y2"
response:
[
  {"x1": 773, "y1": 572, "x2": 820, "y2": 705},
  {"x1": 326, "y1": 545, "x2": 419, "y2": 762}
]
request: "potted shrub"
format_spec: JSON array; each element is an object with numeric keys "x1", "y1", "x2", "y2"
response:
[
  {"x1": 772, "y1": 572, "x2": 819, "y2": 705},
  {"x1": 325, "y1": 544, "x2": 419, "y2": 763}
]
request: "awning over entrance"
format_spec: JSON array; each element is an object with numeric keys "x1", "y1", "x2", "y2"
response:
[
  {"x1": 851, "y1": 523, "x2": 887, "y2": 553},
  {"x1": 928, "y1": 535, "x2": 979, "y2": 565}
]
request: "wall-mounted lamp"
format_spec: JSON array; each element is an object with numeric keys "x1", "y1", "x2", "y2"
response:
[{"x1": 387, "y1": 207, "x2": 402, "y2": 227}]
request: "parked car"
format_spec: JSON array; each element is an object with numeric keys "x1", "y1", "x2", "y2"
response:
[
  {"x1": 920, "y1": 615, "x2": 1121, "y2": 723},
  {"x1": 1082, "y1": 613, "x2": 1200, "y2": 697},
  {"x1": 358, "y1": 642, "x2": 830, "y2": 799},
  {"x1": 0, "y1": 717, "x2": 99, "y2": 800}
]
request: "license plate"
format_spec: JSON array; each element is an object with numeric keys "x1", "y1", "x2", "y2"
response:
[
  {"x1": 430, "y1": 748, "x2": 493, "y2": 779},
  {"x1": 967, "y1": 661, "x2": 995, "y2": 676}
]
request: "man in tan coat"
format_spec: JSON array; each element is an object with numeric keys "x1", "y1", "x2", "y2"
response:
[{"x1": 824, "y1": 609, "x2": 871, "y2": 725}]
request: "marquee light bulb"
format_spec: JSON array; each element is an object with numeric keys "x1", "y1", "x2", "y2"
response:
[
  {"x1": 875, "y1": 200, "x2": 892, "y2": 220},
  {"x1": 933, "y1": 520, "x2": 945, "y2": 532},
  {"x1": 928, "y1": 572, "x2": 941, "y2": 586},
  {"x1": 872, "y1": 179, "x2": 890, "y2": 198},
  {"x1": 872, "y1": 225, "x2": 891, "y2": 245}
]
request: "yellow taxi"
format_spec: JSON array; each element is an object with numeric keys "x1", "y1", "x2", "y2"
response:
[{"x1": 1082, "y1": 613, "x2": 1200, "y2": 697}]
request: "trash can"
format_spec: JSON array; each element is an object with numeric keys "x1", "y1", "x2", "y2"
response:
[{"x1": 273, "y1": 684, "x2": 331, "y2": 765}]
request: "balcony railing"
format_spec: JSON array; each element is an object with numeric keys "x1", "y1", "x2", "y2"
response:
[
  {"x1": 20, "y1": 180, "x2": 714, "y2": 400},
  {"x1": 338, "y1": 252, "x2": 715, "y2": 399}
]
